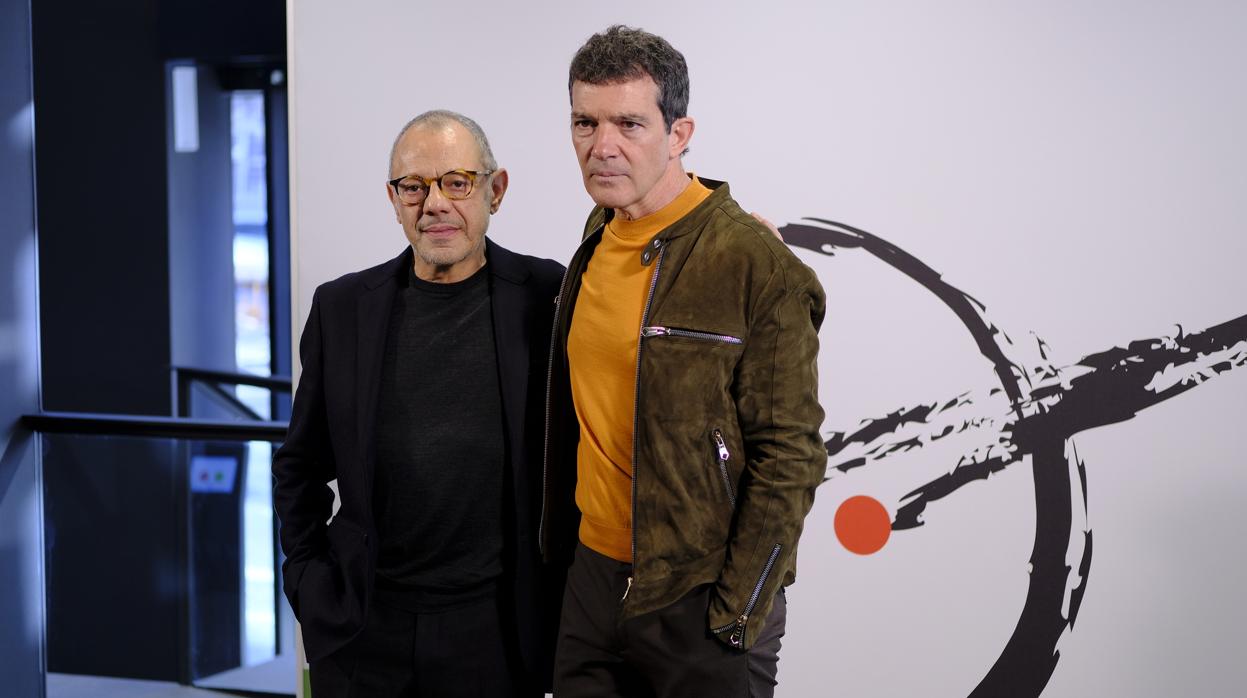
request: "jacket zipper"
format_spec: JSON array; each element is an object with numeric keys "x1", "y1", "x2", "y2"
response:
[
  {"x1": 641, "y1": 326, "x2": 743, "y2": 345},
  {"x1": 712, "y1": 543, "x2": 782, "y2": 648},
  {"x1": 712, "y1": 428, "x2": 735, "y2": 506},
  {"x1": 624, "y1": 240, "x2": 668, "y2": 599}
]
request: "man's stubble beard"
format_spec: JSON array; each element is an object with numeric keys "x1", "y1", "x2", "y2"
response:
[{"x1": 414, "y1": 234, "x2": 482, "y2": 269}]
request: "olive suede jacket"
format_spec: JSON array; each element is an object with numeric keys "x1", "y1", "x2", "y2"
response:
[{"x1": 541, "y1": 178, "x2": 827, "y2": 649}]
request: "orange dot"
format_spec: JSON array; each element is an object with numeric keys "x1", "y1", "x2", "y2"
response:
[{"x1": 834, "y1": 495, "x2": 891, "y2": 555}]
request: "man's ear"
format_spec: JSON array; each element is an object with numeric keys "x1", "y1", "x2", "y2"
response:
[
  {"x1": 668, "y1": 116, "x2": 695, "y2": 159},
  {"x1": 488, "y1": 168, "x2": 509, "y2": 214},
  {"x1": 386, "y1": 181, "x2": 403, "y2": 223}
]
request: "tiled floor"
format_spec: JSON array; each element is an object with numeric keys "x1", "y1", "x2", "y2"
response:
[
  {"x1": 47, "y1": 673, "x2": 235, "y2": 698},
  {"x1": 48, "y1": 671, "x2": 552, "y2": 697},
  {"x1": 188, "y1": 656, "x2": 294, "y2": 695},
  {"x1": 47, "y1": 653, "x2": 296, "y2": 697}
]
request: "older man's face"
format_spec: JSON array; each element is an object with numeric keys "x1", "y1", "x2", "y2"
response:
[
  {"x1": 571, "y1": 76, "x2": 691, "y2": 220},
  {"x1": 387, "y1": 122, "x2": 506, "y2": 282}
]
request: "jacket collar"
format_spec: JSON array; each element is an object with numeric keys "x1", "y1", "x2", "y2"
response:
[
  {"x1": 362, "y1": 246, "x2": 412, "y2": 290},
  {"x1": 584, "y1": 177, "x2": 732, "y2": 243},
  {"x1": 484, "y1": 237, "x2": 531, "y2": 285}
]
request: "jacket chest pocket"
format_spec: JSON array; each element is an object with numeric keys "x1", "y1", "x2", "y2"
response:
[
  {"x1": 642, "y1": 326, "x2": 742, "y2": 345},
  {"x1": 639, "y1": 325, "x2": 745, "y2": 401}
]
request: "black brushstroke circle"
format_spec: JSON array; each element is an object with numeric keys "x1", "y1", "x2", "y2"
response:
[{"x1": 782, "y1": 219, "x2": 1090, "y2": 698}]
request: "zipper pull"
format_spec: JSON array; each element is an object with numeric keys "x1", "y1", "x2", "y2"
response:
[
  {"x1": 641, "y1": 326, "x2": 669, "y2": 338},
  {"x1": 728, "y1": 613, "x2": 749, "y2": 648},
  {"x1": 712, "y1": 429, "x2": 730, "y2": 461},
  {"x1": 621, "y1": 576, "x2": 633, "y2": 602}
]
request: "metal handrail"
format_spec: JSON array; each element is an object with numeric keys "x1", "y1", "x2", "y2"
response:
[
  {"x1": 22, "y1": 411, "x2": 287, "y2": 443},
  {"x1": 171, "y1": 366, "x2": 292, "y2": 420},
  {"x1": 171, "y1": 366, "x2": 292, "y2": 392}
]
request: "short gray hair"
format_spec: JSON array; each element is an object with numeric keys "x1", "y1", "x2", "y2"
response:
[{"x1": 388, "y1": 109, "x2": 498, "y2": 176}]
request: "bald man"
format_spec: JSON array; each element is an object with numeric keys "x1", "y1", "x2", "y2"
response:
[{"x1": 273, "y1": 110, "x2": 563, "y2": 697}]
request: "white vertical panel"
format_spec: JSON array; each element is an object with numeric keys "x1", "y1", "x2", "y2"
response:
[
  {"x1": 171, "y1": 65, "x2": 199, "y2": 153},
  {"x1": 288, "y1": 2, "x2": 1247, "y2": 695}
]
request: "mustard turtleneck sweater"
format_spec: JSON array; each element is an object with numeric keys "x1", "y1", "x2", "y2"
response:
[{"x1": 567, "y1": 176, "x2": 712, "y2": 562}]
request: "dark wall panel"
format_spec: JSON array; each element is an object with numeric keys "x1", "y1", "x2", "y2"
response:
[
  {"x1": 31, "y1": 0, "x2": 173, "y2": 416},
  {"x1": 42, "y1": 436, "x2": 182, "y2": 680},
  {"x1": 166, "y1": 64, "x2": 236, "y2": 375},
  {"x1": 32, "y1": 0, "x2": 286, "y2": 417},
  {"x1": 157, "y1": 0, "x2": 285, "y2": 61}
]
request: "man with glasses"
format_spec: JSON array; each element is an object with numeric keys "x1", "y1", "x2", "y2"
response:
[
  {"x1": 273, "y1": 110, "x2": 562, "y2": 697},
  {"x1": 542, "y1": 26, "x2": 828, "y2": 697}
]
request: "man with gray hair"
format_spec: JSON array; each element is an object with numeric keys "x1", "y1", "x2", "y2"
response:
[
  {"x1": 274, "y1": 110, "x2": 563, "y2": 697},
  {"x1": 542, "y1": 26, "x2": 827, "y2": 697}
]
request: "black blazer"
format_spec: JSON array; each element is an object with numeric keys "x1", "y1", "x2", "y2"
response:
[{"x1": 272, "y1": 239, "x2": 565, "y2": 687}]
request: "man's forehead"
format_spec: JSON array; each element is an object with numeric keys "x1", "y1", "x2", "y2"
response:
[
  {"x1": 572, "y1": 70, "x2": 657, "y2": 91},
  {"x1": 397, "y1": 122, "x2": 467, "y2": 150},
  {"x1": 571, "y1": 75, "x2": 660, "y2": 107},
  {"x1": 391, "y1": 123, "x2": 483, "y2": 172}
]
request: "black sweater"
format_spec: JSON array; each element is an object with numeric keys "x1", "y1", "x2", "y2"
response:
[{"x1": 371, "y1": 265, "x2": 505, "y2": 608}]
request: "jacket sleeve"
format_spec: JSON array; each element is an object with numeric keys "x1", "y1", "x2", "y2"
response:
[
  {"x1": 708, "y1": 262, "x2": 827, "y2": 649},
  {"x1": 271, "y1": 287, "x2": 338, "y2": 618}
]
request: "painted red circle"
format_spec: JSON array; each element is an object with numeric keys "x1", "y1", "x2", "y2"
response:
[{"x1": 834, "y1": 495, "x2": 892, "y2": 555}]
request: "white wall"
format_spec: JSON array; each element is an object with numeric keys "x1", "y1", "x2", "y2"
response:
[{"x1": 289, "y1": 1, "x2": 1247, "y2": 695}]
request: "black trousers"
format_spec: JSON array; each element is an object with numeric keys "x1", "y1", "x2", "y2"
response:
[
  {"x1": 554, "y1": 543, "x2": 786, "y2": 698},
  {"x1": 309, "y1": 592, "x2": 531, "y2": 698}
]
